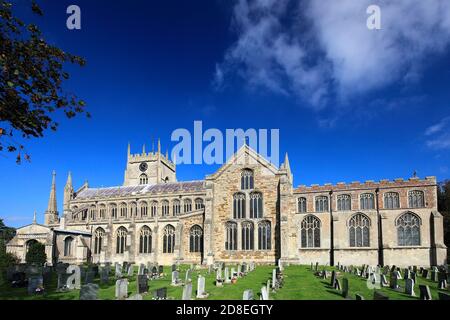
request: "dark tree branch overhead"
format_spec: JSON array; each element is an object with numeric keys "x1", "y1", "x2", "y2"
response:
[{"x1": 0, "y1": 0, "x2": 88, "y2": 163}]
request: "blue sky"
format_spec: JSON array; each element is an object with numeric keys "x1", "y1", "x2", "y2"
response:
[{"x1": 1, "y1": 0, "x2": 450, "y2": 227}]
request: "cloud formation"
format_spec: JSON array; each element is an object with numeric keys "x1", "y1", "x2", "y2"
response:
[
  {"x1": 425, "y1": 117, "x2": 450, "y2": 150},
  {"x1": 215, "y1": 0, "x2": 450, "y2": 109}
]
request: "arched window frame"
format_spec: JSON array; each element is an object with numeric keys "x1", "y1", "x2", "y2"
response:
[
  {"x1": 140, "y1": 201, "x2": 148, "y2": 218},
  {"x1": 408, "y1": 190, "x2": 425, "y2": 208},
  {"x1": 99, "y1": 204, "x2": 106, "y2": 220},
  {"x1": 360, "y1": 193, "x2": 375, "y2": 210},
  {"x1": 315, "y1": 196, "x2": 328, "y2": 212},
  {"x1": 337, "y1": 194, "x2": 351, "y2": 211},
  {"x1": 89, "y1": 205, "x2": 97, "y2": 220},
  {"x1": 139, "y1": 173, "x2": 148, "y2": 185},
  {"x1": 173, "y1": 199, "x2": 181, "y2": 216},
  {"x1": 194, "y1": 198, "x2": 204, "y2": 210},
  {"x1": 64, "y1": 236, "x2": 74, "y2": 256},
  {"x1": 139, "y1": 226, "x2": 152, "y2": 254},
  {"x1": 241, "y1": 169, "x2": 254, "y2": 190},
  {"x1": 348, "y1": 213, "x2": 371, "y2": 247},
  {"x1": 233, "y1": 192, "x2": 246, "y2": 219},
  {"x1": 396, "y1": 212, "x2": 421, "y2": 246},
  {"x1": 116, "y1": 226, "x2": 127, "y2": 254},
  {"x1": 258, "y1": 220, "x2": 271, "y2": 250},
  {"x1": 161, "y1": 200, "x2": 170, "y2": 216},
  {"x1": 110, "y1": 203, "x2": 118, "y2": 219},
  {"x1": 162, "y1": 224, "x2": 175, "y2": 253},
  {"x1": 241, "y1": 221, "x2": 254, "y2": 251},
  {"x1": 183, "y1": 199, "x2": 192, "y2": 213},
  {"x1": 249, "y1": 192, "x2": 263, "y2": 218},
  {"x1": 384, "y1": 192, "x2": 400, "y2": 209},
  {"x1": 130, "y1": 202, "x2": 137, "y2": 217},
  {"x1": 225, "y1": 221, "x2": 237, "y2": 251},
  {"x1": 297, "y1": 197, "x2": 307, "y2": 213},
  {"x1": 300, "y1": 215, "x2": 321, "y2": 248},
  {"x1": 189, "y1": 225, "x2": 203, "y2": 253},
  {"x1": 119, "y1": 202, "x2": 127, "y2": 218},
  {"x1": 94, "y1": 227, "x2": 105, "y2": 254},
  {"x1": 151, "y1": 201, "x2": 158, "y2": 217}
]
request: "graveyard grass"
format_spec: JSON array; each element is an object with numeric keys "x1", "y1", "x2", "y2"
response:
[{"x1": 0, "y1": 265, "x2": 446, "y2": 300}]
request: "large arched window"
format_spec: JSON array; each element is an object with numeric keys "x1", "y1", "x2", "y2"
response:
[
  {"x1": 130, "y1": 202, "x2": 137, "y2": 217},
  {"x1": 315, "y1": 196, "x2": 328, "y2": 212},
  {"x1": 161, "y1": 200, "x2": 170, "y2": 216},
  {"x1": 183, "y1": 199, "x2": 192, "y2": 213},
  {"x1": 64, "y1": 236, "x2": 74, "y2": 256},
  {"x1": 99, "y1": 204, "x2": 106, "y2": 219},
  {"x1": 384, "y1": 192, "x2": 400, "y2": 209},
  {"x1": 140, "y1": 201, "x2": 148, "y2": 217},
  {"x1": 297, "y1": 197, "x2": 307, "y2": 213},
  {"x1": 349, "y1": 213, "x2": 370, "y2": 247},
  {"x1": 94, "y1": 228, "x2": 105, "y2": 254},
  {"x1": 337, "y1": 194, "x2": 351, "y2": 211},
  {"x1": 139, "y1": 174, "x2": 148, "y2": 185},
  {"x1": 189, "y1": 225, "x2": 203, "y2": 253},
  {"x1": 241, "y1": 221, "x2": 254, "y2": 250},
  {"x1": 241, "y1": 169, "x2": 254, "y2": 190},
  {"x1": 396, "y1": 212, "x2": 421, "y2": 246},
  {"x1": 119, "y1": 202, "x2": 127, "y2": 218},
  {"x1": 139, "y1": 226, "x2": 152, "y2": 254},
  {"x1": 233, "y1": 193, "x2": 246, "y2": 219},
  {"x1": 408, "y1": 190, "x2": 425, "y2": 208},
  {"x1": 300, "y1": 215, "x2": 321, "y2": 248},
  {"x1": 162, "y1": 225, "x2": 175, "y2": 253},
  {"x1": 173, "y1": 199, "x2": 181, "y2": 216},
  {"x1": 151, "y1": 201, "x2": 158, "y2": 217},
  {"x1": 89, "y1": 205, "x2": 96, "y2": 220},
  {"x1": 110, "y1": 203, "x2": 118, "y2": 219},
  {"x1": 194, "y1": 198, "x2": 204, "y2": 210},
  {"x1": 249, "y1": 192, "x2": 263, "y2": 218},
  {"x1": 116, "y1": 227, "x2": 127, "y2": 254},
  {"x1": 225, "y1": 221, "x2": 237, "y2": 251},
  {"x1": 258, "y1": 220, "x2": 271, "y2": 250},
  {"x1": 360, "y1": 193, "x2": 375, "y2": 210}
]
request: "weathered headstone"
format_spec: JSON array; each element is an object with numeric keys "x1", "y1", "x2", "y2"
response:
[
  {"x1": 27, "y1": 275, "x2": 43, "y2": 295},
  {"x1": 405, "y1": 278, "x2": 415, "y2": 296},
  {"x1": 261, "y1": 286, "x2": 269, "y2": 300},
  {"x1": 154, "y1": 287, "x2": 167, "y2": 300},
  {"x1": 381, "y1": 274, "x2": 388, "y2": 287},
  {"x1": 373, "y1": 291, "x2": 389, "y2": 300},
  {"x1": 272, "y1": 269, "x2": 277, "y2": 289},
  {"x1": 419, "y1": 285, "x2": 432, "y2": 300},
  {"x1": 137, "y1": 275, "x2": 149, "y2": 294},
  {"x1": 355, "y1": 294, "x2": 365, "y2": 300},
  {"x1": 115, "y1": 263, "x2": 122, "y2": 278},
  {"x1": 172, "y1": 271, "x2": 181, "y2": 286},
  {"x1": 422, "y1": 269, "x2": 429, "y2": 279},
  {"x1": 84, "y1": 270, "x2": 95, "y2": 284},
  {"x1": 334, "y1": 278, "x2": 341, "y2": 291},
  {"x1": 115, "y1": 279, "x2": 128, "y2": 300},
  {"x1": 100, "y1": 267, "x2": 109, "y2": 284},
  {"x1": 438, "y1": 271, "x2": 448, "y2": 289},
  {"x1": 79, "y1": 283, "x2": 99, "y2": 300},
  {"x1": 138, "y1": 264, "x2": 145, "y2": 275},
  {"x1": 171, "y1": 264, "x2": 177, "y2": 272},
  {"x1": 196, "y1": 275, "x2": 208, "y2": 298},
  {"x1": 182, "y1": 282, "x2": 192, "y2": 300},
  {"x1": 342, "y1": 278, "x2": 349, "y2": 298},
  {"x1": 158, "y1": 265, "x2": 164, "y2": 275},
  {"x1": 127, "y1": 264, "x2": 134, "y2": 277},
  {"x1": 390, "y1": 271, "x2": 399, "y2": 290},
  {"x1": 185, "y1": 269, "x2": 192, "y2": 283},
  {"x1": 243, "y1": 289, "x2": 254, "y2": 300}
]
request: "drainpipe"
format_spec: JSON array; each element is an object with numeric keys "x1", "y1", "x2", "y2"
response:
[
  {"x1": 375, "y1": 188, "x2": 384, "y2": 266},
  {"x1": 329, "y1": 190, "x2": 334, "y2": 266}
]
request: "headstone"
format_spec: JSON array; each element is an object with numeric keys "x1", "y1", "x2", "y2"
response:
[
  {"x1": 261, "y1": 286, "x2": 269, "y2": 300},
  {"x1": 27, "y1": 275, "x2": 43, "y2": 295},
  {"x1": 66, "y1": 265, "x2": 81, "y2": 290},
  {"x1": 158, "y1": 265, "x2": 164, "y2": 275},
  {"x1": 272, "y1": 269, "x2": 277, "y2": 289},
  {"x1": 79, "y1": 283, "x2": 99, "y2": 300},
  {"x1": 196, "y1": 275, "x2": 208, "y2": 298},
  {"x1": 154, "y1": 287, "x2": 167, "y2": 300},
  {"x1": 182, "y1": 282, "x2": 192, "y2": 300},
  {"x1": 405, "y1": 278, "x2": 415, "y2": 296},
  {"x1": 422, "y1": 269, "x2": 429, "y2": 279},
  {"x1": 115, "y1": 279, "x2": 128, "y2": 300},
  {"x1": 355, "y1": 294, "x2": 365, "y2": 300},
  {"x1": 410, "y1": 271, "x2": 416, "y2": 284},
  {"x1": 100, "y1": 267, "x2": 109, "y2": 284},
  {"x1": 330, "y1": 270, "x2": 336, "y2": 286},
  {"x1": 404, "y1": 269, "x2": 410, "y2": 280},
  {"x1": 171, "y1": 264, "x2": 177, "y2": 272},
  {"x1": 390, "y1": 271, "x2": 399, "y2": 290},
  {"x1": 185, "y1": 269, "x2": 192, "y2": 283},
  {"x1": 84, "y1": 270, "x2": 95, "y2": 284},
  {"x1": 438, "y1": 292, "x2": 450, "y2": 300},
  {"x1": 126, "y1": 294, "x2": 143, "y2": 300},
  {"x1": 315, "y1": 262, "x2": 319, "y2": 271},
  {"x1": 224, "y1": 267, "x2": 230, "y2": 283},
  {"x1": 137, "y1": 275, "x2": 149, "y2": 294},
  {"x1": 381, "y1": 274, "x2": 388, "y2": 287},
  {"x1": 115, "y1": 263, "x2": 122, "y2": 278},
  {"x1": 342, "y1": 278, "x2": 349, "y2": 298},
  {"x1": 138, "y1": 264, "x2": 145, "y2": 275},
  {"x1": 419, "y1": 285, "x2": 432, "y2": 300},
  {"x1": 334, "y1": 278, "x2": 341, "y2": 291},
  {"x1": 373, "y1": 291, "x2": 389, "y2": 300},
  {"x1": 438, "y1": 271, "x2": 448, "y2": 289},
  {"x1": 243, "y1": 289, "x2": 254, "y2": 300},
  {"x1": 127, "y1": 264, "x2": 134, "y2": 277},
  {"x1": 172, "y1": 271, "x2": 180, "y2": 285}
]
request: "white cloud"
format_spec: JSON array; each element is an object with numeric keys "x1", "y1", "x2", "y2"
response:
[
  {"x1": 216, "y1": 0, "x2": 450, "y2": 109},
  {"x1": 425, "y1": 117, "x2": 450, "y2": 150},
  {"x1": 425, "y1": 117, "x2": 450, "y2": 136}
]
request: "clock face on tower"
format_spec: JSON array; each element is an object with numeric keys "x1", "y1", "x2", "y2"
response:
[{"x1": 139, "y1": 162, "x2": 148, "y2": 172}]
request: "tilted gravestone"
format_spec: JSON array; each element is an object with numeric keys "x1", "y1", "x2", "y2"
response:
[
  {"x1": 79, "y1": 283, "x2": 99, "y2": 300},
  {"x1": 333, "y1": 278, "x2": 341, "y2": 291},
  {"x1": 405, "y1": 278, "x2": 415, "y2": 296},
  {"x1": 418, "y1": 285, "x2": 432, "y2": 300},
  {"x1": 243, "y1": 289, "x2": 254, "y2": 300},
  {"x1": 115, "y1": 279, "x2": 128, "y2": 300},
  {"x1": 342, "y1": 278, "x2": 349, "y2": 298},
  {"x1": 182, "y1": 282, "x2": 192, "y2": 300},
  {"x1": 373, "y1": 291, "x2": 389, "y2": 300},
  {"x1": 137, "y1": 275, "x2": 149, "y2": 294}
]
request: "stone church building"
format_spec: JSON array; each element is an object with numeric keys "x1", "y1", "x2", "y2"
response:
[{"x1": 7, "y1": 142, "x2": 447, "y2": 267}]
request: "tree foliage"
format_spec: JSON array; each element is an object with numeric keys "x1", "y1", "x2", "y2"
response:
[
  {"x1": 0, "y1": 1, "x2": 88, "y2": 163},
  {"x1": 0, "y1": 220, "x2": 19, "y2": 286},
  {"x1": 437, "y1": 180, "x2": 450, "y2": 252},
  {"x1": 25, "y1": 241, "x2": 46, "y2": 266},
  {"x1": 0, "y1": 218, "x2": 15, "y2": 243}
]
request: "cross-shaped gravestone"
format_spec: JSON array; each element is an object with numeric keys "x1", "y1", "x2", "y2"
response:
[{"x1": 79, "y1": 283, "x2": 99, "y2": 300}]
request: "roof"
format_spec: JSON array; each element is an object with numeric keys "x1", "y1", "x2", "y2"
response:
[{"x1": 74, "y1": 180, "x2": 206, "y2": 200}]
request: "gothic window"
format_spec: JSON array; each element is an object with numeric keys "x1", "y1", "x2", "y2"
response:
[
  {"x1": 337, "y1": 194, "x2": 351, "y2": 211},
  {"x1": 110, "y1": 203, "x2": 118, "y2": 219},
  {"x1": 89, "y1": 205, "x2": 96, "y2": 220},
  {"x1": 189, "y1": 225, "x2": 203, "y2": 253},
  {"x1": 139, "y1": 173, "x2": 148, "y2": 185},
  {"x1": 183, "y1": 199, "x2": 192, "y2": 213},
  {"x1": 71, "y1": 206, "x2": 78, "y2": 220},
  {"x1": 81, "y1": 209, "x2": 87, "y2": 221},
  {"x1": 349, "y1": 213, "x2": 370, "y2": 247},
  {"x1": 241, "y1": 169, "x2": 254, "y2": 190},
  {"x1": 130, "y1": 202, "x2": 137, "y2": 217},
  {"x1": 195, "y1": 198, "x2": 204, "y2": 210},
  {"x1": 162, "y1": 200, "x2": 169, "y2": 216},
  {"x1": 116, "y1": 227, "x2": 127, "y2": 254},
  {"x1": 396, "y1": 212, "x2": 421, "y2": 246},
  {"x1": 151, "y1": 201, "x2": 158, "y2": 217},
  {"x1": 64, "y1": 236, "x2": 74, "y2": 256},
  {"x1": 233, "y1": 193, "x2": 246, "y2": 219},
  {"x1": 360, "y1": 193, "x2": 375, "y2": 210},
  {"x1": 249, "y1": 192, "x2": 263, "y2": 218},
  {"x1": 384, "y1": 192, "x2": 400, "y2": 209},
  {"x1": 225, "y1": 221, "x2": 237, "y2": 251},
  {"x1": 258, "y1": 220, "x2": 271, "y2": 250},
  {"x1": 408, "y1": 190, "x2": 425, "y2": 208},
  {"x1": 297, "y1": 197, "x2": 307, "y2": 213},
  {"x1": 139, "y1": 226, "x2": 152, "y2": 254},
  {"x1": 94, "y1": 228, "x2": 105, "y2": 254},
  {"x1": 241, "y1": 221, "x2": 254, "y2": 250},
  {"x1": 162, "y1": 225, "x2": 175, "y2": 253},
  {"x1": 173, "y1": 199, "x2": 181, "y2": 216},
  {"x1": 99, "y1": 204, "x2": 106, "y2": 220},
  {"x1": 140, "y1": 201, "x2": 148, "y2": 217},
  {"x1": 119, "y1": 202, "x2": 127, "y2": 218},
  {"x1": 300, "y1": 215, "x2": 321, "y2": 248},
  {"x1": 315, "y1": 196, "x2": 328, "y2": 212}
]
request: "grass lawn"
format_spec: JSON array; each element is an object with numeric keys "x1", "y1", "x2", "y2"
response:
[{"x1": 0, "y1": 264, "x2": 447, "y2": 300}]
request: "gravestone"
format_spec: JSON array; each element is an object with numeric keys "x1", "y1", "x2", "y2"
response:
[
  {"x1": 231, "y1": 267, "x2": 236, "y2": 278},
  {"x1": 115, "y1": 279, "x2": 128, "y2": 300},
  {"x1": 224, "y1": 267, "x2": 230, "y2": 283},
  {"x1": 330, "y1": 270, "x2": 336, "y2": 286},
  {"x1": 261, "y1": 286, "x2": 269, "y2": 300},
  {"x1": 243, "y1": 289, "x2": 254, "y2": 300},
  {"x1": 66, "y1": 265, "x2": 81, "y2": 290},
  {"x1": 100, "y1": 267, "x2": 109, "y2": 284},
  {"x1": 171, "y1": 264, "x2": 177, "y2": 272},
  {"x1": 138, "y1": 264, "x2": 145, "y2": 275},
  {"x1": 410, "y1": 271, "x2": 416, "y2": 284},
  {"x1": 158, "y1": 265, "x2": 164, "y2": 275},
  {"x1": 272, "y1": 269, "x2": 277, "y2": 289},
  {"x1": 79, "y1": 283, "x2": 99, "y2": 300},
  {"x1": 127, "y1": 294, "x2": 143, "y2": 300},
  {"x1": 196, "y1": 275, "x2": 208, "y2": 298},
  {"x1": 381, "y1": 274, "x2": 388, "y2": 287},
  {"x1": 405, "y1": 278, "x2": 415, "y2": 296},
  {"x1": 84, "y1": 270, "x2": 95, "y2": 284},
  {"x1": 151, "y1": 266, "x2": 158, "y2": 277},
  {"x1": 28, "y1": 275, "x2": 43, "y2": 295},
  {"x1": 355, "y1": 294, "x2": 365, "y2": 300},
  {"x1": 115, "y1": 263, "x2": 122, "y2": 278},
  {"x1": 182, "y1": 282, "x2": 192, "y2": 300},
  {"x1": 373, "y1": 291, "x2": 389, "y2": 300},
  {"x1": 154, "y1": 287, "x2": 167, "y2": 300},
  {"x1": 342, "y1": 278, "x2": 349, "y2": 298},
  {"x1": 438, "y1": 292, "x2": 450, "y2": 300},
  {"x1": 334, "y1": 278, "x2": 341, "y2": 291},
  {"x1": 438, "y1": 271, "x2": 447, "y2": 289},
  {"x1": 185, "y1": 269, "x2": 192, "y2": 283},
  {"x1": 172, "y1": 271, "x2": 181, "y2": 286},
  {"x1": 122, "y1": 262, "x2": 128, "y2": 273},
  {"x1": 127, "y1": 264, "x2": 134, "y2": 277},
  {"x1": 390, "y1": 271, "x2": 399, "y2": 290},
  {"x1": 404, "y1": 269, "x2": 410, "y2": 280},
  {"x1": 137, "y1": 275, "x2": 149, "y2": 294},
  {"x1": 422, "y1": 269, "x2": 429, "y2": 279},
  {"x1": 418, "y1": 285, "x2": 432, "y2": 300}
]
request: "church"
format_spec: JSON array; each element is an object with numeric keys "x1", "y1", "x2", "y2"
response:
[{"x1": 6, "y1": 141, "x2": 447, "y2": 268}]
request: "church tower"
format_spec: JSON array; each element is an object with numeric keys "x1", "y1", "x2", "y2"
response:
[
  {"x1": 123, "y1": 139, "x2": 176, "y2": 186},
  {"x1": 44, "y1": 170, "x2": 59, "y2": 225}
]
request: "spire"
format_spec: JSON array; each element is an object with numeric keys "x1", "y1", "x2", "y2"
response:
[
  {"x1": 284, "y1": 152, "x2": 291, "y2": 172},
  {"x1": 47, "y1": 170, "x2": 57, "y2": 213},
  {"x1": 142, "y1": 143, "x2": 146, "y2": 155},
  {"x1": 152, "y1": 138, "x2": 155, "y2": 153},
  {"x1": 127, "y1": 142, "x2": 131, "y2": 156},
  {"x1": 66, "y1": 171, "x2": 72, "y2": 187},
  {"x1": 64, "y1": 171, "x2": 73, "y2": 211},
  {"x1": 157, "y1": 138, "x2": 161, "y2": 154},
  {"x1": 33, "y1": 211, "x2": 37, "y2": 224}
]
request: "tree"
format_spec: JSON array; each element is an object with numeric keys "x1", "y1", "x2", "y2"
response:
[
  {"x1": 0, "y1": 218, "x2": 15, "y2": 243},
  {"x1": 0, "y1": 1, "x2": 88, "y2": 163},
  {"x1": 0, "y1": 220, "x2": 19, "y2": 285},
  {"x1": 437, "y1": 180, "x2": 450, "y2": 262},
  {"x1": 25, "y1": 241, "x2": 47, "y2": 266}
]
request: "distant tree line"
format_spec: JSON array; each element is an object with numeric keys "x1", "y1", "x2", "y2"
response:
[{"x1": 437, "y1": 180, "x2": 450, "y2": 263}]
